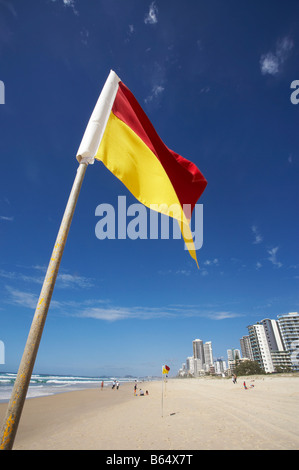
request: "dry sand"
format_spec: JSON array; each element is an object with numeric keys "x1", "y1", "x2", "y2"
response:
[{"x1": 1, "y1": 375, "x2": 299, "y2": 450}]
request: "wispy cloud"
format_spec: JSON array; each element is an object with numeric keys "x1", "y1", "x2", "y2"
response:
[
  {"x1": 260, "y1": 36, "x2": 293, "y2": 76},
  {"x1": 204, "y1": 258, "x2": 219, "y2": 266},
  {"x1": 251, "y1": 225, "x2": 263, "y2": 244},
  {"x1": 57, "y1": 273, "x2": 94, "y2": 289},
  {"x1": 76, "y1": 304, "x2": 244, "y2": 322},
  {"x1": 0, "y1": 215, "x2": 13, "y2": 221},
  {"x1": 5, "y1": 286, "x2": 41, "y2": 309},
  {"x1": 4, "y1": 286, "x2": 105, "y2": 311},
  {"x1": 267, "y1": 246, "x2": 282, "y2": 268},
  {"x1": 144, "y1": 84, "x2": 165, "y2": 105},
  {"x1": 0, "y1": 267, "x2": 94, "y2": 289},
  {"x1": 4, "y1": 286, "x2": 244, "y2": 322},
  {"x1": 144, "y1": 1, "x2": 158, "y2": 25},
  {"x1": 199, "y1": 258, "x2": 219, "y2": 276}
]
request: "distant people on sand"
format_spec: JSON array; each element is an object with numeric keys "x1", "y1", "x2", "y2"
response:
[
  {"x1": 134, "y1": 381, "x2": 137, "y2": 395},
  {"x1": 243, "y1": 380, "x2": 255, "y2": 390},
  {"x1": 116, "y1": 381, "x2": 119, "y2": 390},
  {"x1": 139, "y1": 389, "x2": 144, "y2": 396},
  {"x1": 232, "y1": 374, "x2": 237, "y2": 384},
  {"x1": 112, "y1": 380, "x2": 116, "y2": 390},
  {"x1": 101, "y1": 380, "x2": 104, "y2": 391}
]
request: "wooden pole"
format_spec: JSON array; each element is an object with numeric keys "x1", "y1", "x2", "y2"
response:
[{"x1": 0, "y1": 162, "x2": 88, "y2": 450}]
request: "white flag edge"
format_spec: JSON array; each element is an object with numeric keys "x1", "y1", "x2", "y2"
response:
[{"x1": 76, "y1": 70, "x2": 121, "y2": 165}]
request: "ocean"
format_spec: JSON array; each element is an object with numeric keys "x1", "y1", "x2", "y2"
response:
[{"x1": 0, "y1": 372, "x2": 140, "y2": 403}]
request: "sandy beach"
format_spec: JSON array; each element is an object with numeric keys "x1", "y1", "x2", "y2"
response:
[{"x1": 1, "y1": 375, "x2": 299, "y2": 450}]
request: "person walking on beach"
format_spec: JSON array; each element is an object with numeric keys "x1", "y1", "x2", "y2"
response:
[
  {"x1": 116, "y1": 381, "x2": 119, "y2": 390},
  {"x1": 134, "y1": 381, "x2": 137, "y2": 396},
  {"x1": 101, "y1": 380, "x2": 104, "y2": 391},
  {"x1": 112, "y1": 380, "x2": 116, "y2": 390}
]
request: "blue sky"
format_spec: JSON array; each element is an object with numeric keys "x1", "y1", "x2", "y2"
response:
[{"x1": 0, "y1": 0, "x2": 298, "y2": 377}]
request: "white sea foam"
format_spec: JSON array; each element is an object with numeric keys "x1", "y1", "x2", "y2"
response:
[{"x1": 0, "y1": 372, "x2": 141, "y2": 402}]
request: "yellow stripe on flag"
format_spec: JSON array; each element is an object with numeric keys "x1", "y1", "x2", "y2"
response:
[{"x1": 96, "y1": 112, "x2": 199, "y2": 265}]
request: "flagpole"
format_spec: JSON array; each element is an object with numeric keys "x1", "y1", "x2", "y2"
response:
[
  {"x1": 0, "y1": 162, "x2": 88, "y2": 450},
  {"x1": 161, "y1": 368, "x2": 164, "y2": 418}
]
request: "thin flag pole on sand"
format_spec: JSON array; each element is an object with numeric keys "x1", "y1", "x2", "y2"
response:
[
  {"x1": 0, "y1": 162, "x2": 88, "y2": 450},
  {"x1": 161, "y1": 364, "x2": 170, "y2": 417},
  {"x1": 161, "y1": 368, "x2": 164, "y2": 418}
]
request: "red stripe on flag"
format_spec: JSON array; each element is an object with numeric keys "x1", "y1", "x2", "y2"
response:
[{"x1": 112, "y1": 82, "x2": 207, "y2": 215}]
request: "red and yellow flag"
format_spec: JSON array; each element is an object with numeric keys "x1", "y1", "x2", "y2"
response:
[
  {"x1": 77, "y1": 71, "x2": 207, "y2": 266},
  {"x1": 162, "y1": 365, "x2": 170, "y2": 374}
]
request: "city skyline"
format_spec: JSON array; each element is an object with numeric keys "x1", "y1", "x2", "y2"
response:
[{"x1": 179, "y1": 311, "x2": 299, "y2": 376}]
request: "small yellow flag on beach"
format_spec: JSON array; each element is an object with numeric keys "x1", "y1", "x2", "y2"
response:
[{"x1": 162, "y1": 365, "x2": 170, "y2": 374}]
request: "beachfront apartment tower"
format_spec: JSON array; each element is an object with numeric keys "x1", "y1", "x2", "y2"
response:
[
  {"x1": 186, "y1": 356, "x2": 195, "y2": 375},
  {"x1": 261, "y1": 318, "x2": 284, "y2": 352},
  {"x1": 203, "y1": 341, "x2": 213, "y2": 371},
  {"x1": 193, "y1": 339, "x2": 205, "y2": 372},
  {"x1": 240, "y1": 335, "x2": 254, "y2": 360},
  {"x1": 227, "y1": 348, "x2": 241, "y2": 361},
  {"x1": 247, "y1": 323, "x2": 274, "y2": 373},
  {"x1": 277, "y1": 312, "x2": 299, "y2": 371},
  {"x1": 214, "y1": 358, "x2": 227, "y2": 375}
]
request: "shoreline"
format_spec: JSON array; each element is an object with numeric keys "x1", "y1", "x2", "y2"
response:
[{"x1": 1, "y1": 375, "x2": 299, "y2": 450}]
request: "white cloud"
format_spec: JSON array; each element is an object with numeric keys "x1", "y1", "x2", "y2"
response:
[
  {"x1": 0, "y1": 267, "x2": 94, "y2": 289},
  {"x1": 56, "y1": 273, "x2": 94, "y2": 289},
  {"x1": 260, "y1": 36, "x2": 293, "y2": 76},
  {"x1": 144, "y1": 84, "x2": 165, "y2": 105},
  {"x1": 204, "y1": 258, "x2": 219, "y2": 266},
  {"x1": 267, "y1": 246, "x2": 282, "y2": 268},
  {"x1": 5, "y1": 286, "x2": 39, "y2": 310},
  {"x1": 4, "y1": 286, "x2": 244, "y2": 323},
  {"x1": 76, "y1": 304, "x2": 244, "y2": 322},
  {"x1": 260, "y1": 53, "x2": 279, "y2": 75},
  {"x1": 276, "y1": 36, "x2": 294, "y2": 59},
  {"x1": 256, "y1": 262, "x2": 262, "y2": 270},
  {"x1": 144, "y1": 1, "x2": 158, "y2": 24},
  {"x1": 51, "y1": 0, "x2": 78, "y2": 15},
  {"x1": 251, "y1": 225, "x2": 263, "y2": 244},
  {"x1": 0, "y1": 215, "x2": 13, "y2": 221}
]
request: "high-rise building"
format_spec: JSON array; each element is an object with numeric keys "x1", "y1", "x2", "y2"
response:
[
  {"x1": 186, "y1": 356, "x2": 195, "y2": 374},
  {"x1": 203, "y1": 341, "x2": 213, "y2": 371},
  {"x1": 277, "y1": 312, "x2": 299, "y2": 371},
  {"x1": 261, "y1": 318, "x2": 284, "y2": 352},
  {"x1": 214, "y1": 358, "x2": 227, "y2": 375},
  {"x1": 227, "y1": 348, "x2": 241, "y2": 361},
  {"x1": 247, "y1": 323, "x2": 274, "y2": 373},
  {"x1": 192, "y1": 339, "x2": 205, "y2": 372},
  {"x1": 240, "y1": 335, "x2": 253, "y2": 360}
]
